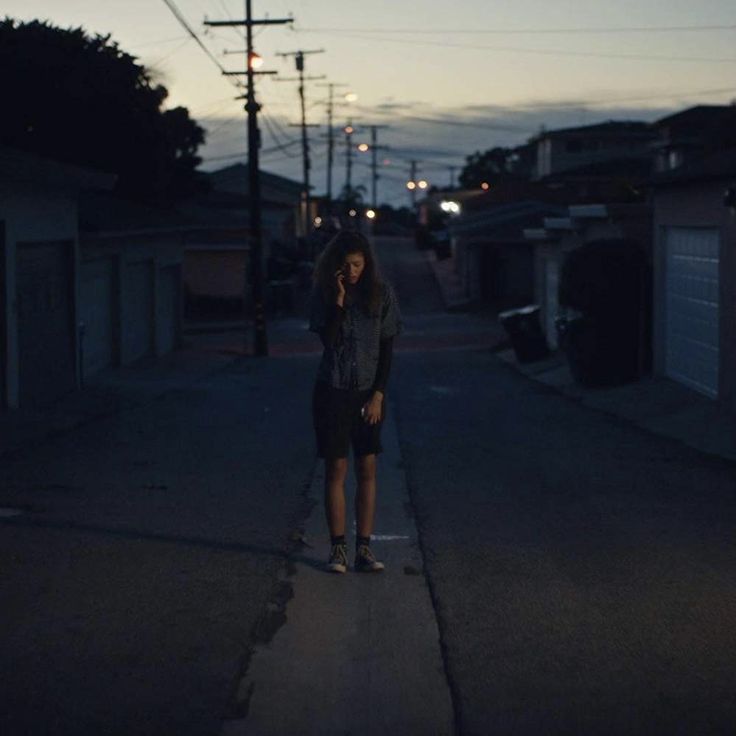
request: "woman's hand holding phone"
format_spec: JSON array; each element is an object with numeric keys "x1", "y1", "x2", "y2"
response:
[{"x1": 334, "y1": 268, "x2": 346, "y2": 306}]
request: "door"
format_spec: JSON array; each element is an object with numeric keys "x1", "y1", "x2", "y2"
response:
[
  {"x1": 664, "y1": 227, "x2": 719, "y2": 397},
  {"x1": 156, "y1": 265, "x2": 180, "y2": 355},
  {"x1": 17, "y1": 240, "x2": 76, "y2": 406},
  {"x1": 124, "y1": 260, "x2": 154, "y2": 364},
  {"x1": 80, "y1": 257, "x2": 115, "y2": 376}
]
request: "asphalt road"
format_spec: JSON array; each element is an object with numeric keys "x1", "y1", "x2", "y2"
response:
[
  {"x1": 378, "y1": 238, "x2": 736, "y2": 735},
  {"x1": 2, "y1": 236, "x2": 735, "y2": 735},
  {"x1": 0, "y1": 354, "x2": 320, "y2": 735}
]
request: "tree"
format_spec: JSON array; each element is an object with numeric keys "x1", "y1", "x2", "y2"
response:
[
  {"x1": 0, "y1": 18, "x2": 206, "y2": 202},
  {"x1": 458, "y1": 146, "x2": 514, "y2": 189}
]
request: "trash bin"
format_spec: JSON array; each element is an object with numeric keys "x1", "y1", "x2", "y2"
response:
[{"x1": 499, "y1": 304, "x2": 550, "y2": 363}]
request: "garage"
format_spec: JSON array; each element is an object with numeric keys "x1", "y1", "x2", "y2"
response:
[
  {"x1": 16, "y1": 240, "x2": 76, "y2": 407},
  {"x1": 664, "y1": 226, "x2": 720, "y2": 397},
  {"x1": 80, "y1": 257, "x2": 116, "y2": 377}
]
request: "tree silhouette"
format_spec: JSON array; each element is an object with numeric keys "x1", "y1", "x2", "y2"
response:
[
  {"x1": 459, "y1": 146, "x2": 515, "y2": 189},
  {"x1": 0, "y1": 18, "x2": 206, "y2": 203}
]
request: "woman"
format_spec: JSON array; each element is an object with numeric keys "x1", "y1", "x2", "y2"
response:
[{"x1": 309, "y1": 230, "x2": 402, "y2": 574}]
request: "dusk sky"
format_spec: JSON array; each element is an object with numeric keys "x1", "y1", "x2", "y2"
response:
[{"x1": 5, "y1": 1, "x2": 736, "y2": 204}]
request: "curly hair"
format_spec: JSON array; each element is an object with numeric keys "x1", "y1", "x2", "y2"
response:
[{"x1": 312, "y1": 230, "x2": 384, "y2": 315}]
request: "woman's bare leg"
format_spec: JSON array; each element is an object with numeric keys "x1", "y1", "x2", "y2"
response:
[
  {"x1": 355, "y1": 454, "x2": 377, "y2": 538},
  {"x1": 325, "y1": 457, "x2": 348, "y2": 537}
]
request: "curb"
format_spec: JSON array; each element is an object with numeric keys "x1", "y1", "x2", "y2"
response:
[{"x1": 496, "y1": 347, "x2": 736, "y2": 465}]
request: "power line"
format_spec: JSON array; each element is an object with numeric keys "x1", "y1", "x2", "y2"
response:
[
  {"x1": 294, "y1": 22, "x2": 736, "y2": 36},
  {"x1": 322, "y1": 30, "x2": 736, "y2": 64},
  {"x1": 159, "y1": 0, "x2": 232, "y2": 76}
]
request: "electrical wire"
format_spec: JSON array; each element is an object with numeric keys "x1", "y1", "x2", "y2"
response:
[
  {"x1": 159, "y1": 0, "x2": 234, "y2": 78},
  {"x1": 293, "y1": 22, "x2": 736, "y2": 36},
  {"x1": 322, "y1": 30, "x2": 736, "y2": 64}
]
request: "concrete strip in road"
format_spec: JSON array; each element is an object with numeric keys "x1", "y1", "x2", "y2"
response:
[{"x1": 221, "y1": 406, "x2": 456, "y2": 736}]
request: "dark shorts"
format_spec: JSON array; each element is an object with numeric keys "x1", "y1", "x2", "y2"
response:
[{"x1": 312, "y1": 381, "x2": 384, "y2": 459}]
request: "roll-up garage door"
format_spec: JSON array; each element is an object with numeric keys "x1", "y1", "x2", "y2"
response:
[
  {"x1": 80, "y1": 257, "x2": 115, "y2": 376},
  {"x1": 17, "y1": 241, "x2": 75, "y2": 406},
  {"x1": 124, "y1": 261, "x2": 154, "y2": 364},
  {"x1": 664, "y1": 227, "x2": 719, "y2": 397}
]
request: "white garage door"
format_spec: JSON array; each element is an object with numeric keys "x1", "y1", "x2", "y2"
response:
[
  {"x1": 664, "y1": 227, "x2": 719, "y2": 397},
  {"x1": 80, "y1": 258, "x2": 115, "y2": 376}
]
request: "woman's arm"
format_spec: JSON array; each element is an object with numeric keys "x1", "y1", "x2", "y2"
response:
[
  {"x1": 363, "y1": 337, "x2": 393, "y2": 425},
  {"x1": 372, "y1": 337, "x2": 394, "y2": 394}
]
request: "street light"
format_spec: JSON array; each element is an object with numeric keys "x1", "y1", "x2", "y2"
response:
[
  {"x1": 345, "y1": 92, "x2": 358, "y2": 102},
  {"x1": 366, "y1": 209, "x2": 376, "y2": 219},
  {"x1": 440, "y1": 200, "x2": 461, "y2": 214},
  {"x1": 344, "y1": 125, "x2": 354, "y2": 135},
  {"x1": 349, "y1": 208, "x2": 357, "y2": 217},
  {"x1": 357, "y1": 143, "x2": 370, "y2": 152},
  {"x1": 406, "y1": 180, "x2": 417, "y2": 190},
  {"x1": 481, "y1": 181, "x2": 490, "y2": 190},
  {"x1": 248, "y1": 51, "x2": 264, "y2": 69},
  {"x1": 418, "y1": 179, "x2": 428, "y2": 190}
]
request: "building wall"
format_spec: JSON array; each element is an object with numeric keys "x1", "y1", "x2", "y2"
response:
[
  {"x1": 0, "y1": 182, "x2": 80, "y2": 408},
  {"x1": 80, "y1": 235, "x2": 185, "y2": 372},
  {"x1": 535, "y1": 134, "x2": 651, "y2": 180},
  {"x1": 652, "y1": 182, "x2": 736, "y2": 408},
  {"x1": 184, "y1": 248, "x2": 247, "y2": 299}
]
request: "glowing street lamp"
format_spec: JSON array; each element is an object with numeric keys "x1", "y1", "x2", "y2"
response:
[
  {"x1": 344, "y1": 125, "x2": 354, "y2": 135},
  {"x1": 406, "y1": 181, "x2": 417, "y2": 190},
  {"x1": 345, "y1": 92, "x2": 358, "y2": 102},
  {"x1": 314, "y1": 216, "x2": 323, "y2": 227},
  {"x1": 417, "y1": 179, "x2": 428, "y2": 190},
  {"x1": 357, "y1": 143, "x2": 370, "y2": 152},
  {"x1": 440, "y1": 200, "x2": 461, "y2": 215},
  {"x1": 248, "y1": 52, "x2": 264, "y2": 70},
  {"x1": 366, "y1": 209, "x2": 376, "y2": 220},
  {"x1": 348, "y1": 208, "x2": 357, "y2": 217},
  {"x1": 481, "y1": 181, "x2": 490, "y2": 190}
]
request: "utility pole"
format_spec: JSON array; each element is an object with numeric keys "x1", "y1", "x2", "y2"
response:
[
  {"x1": 364, "y1": 125, "x2": 389, "y2": 211},
  {"x1": 448, "y1": 166, "x2": 457, "y2": 189},
  {"x1": 316, "y1": 82, "x2": 349, "y2": 210},
  {"x1": 409, "y1": 159, "x2": 418, "y2": 210},
  {"x1": 344, "y1": 120, "x2": 356, "y2": 210},
  {"x1": 276, "y1": 49, "x2": 325, "y2": 237},
  {"x1": 204, "y1": 5, "x2": 292, "y2": 357}
]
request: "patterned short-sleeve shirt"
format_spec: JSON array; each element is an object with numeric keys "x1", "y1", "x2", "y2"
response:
[{"x1": 309, "y1": 282, "x2": 402, "y2": 390}]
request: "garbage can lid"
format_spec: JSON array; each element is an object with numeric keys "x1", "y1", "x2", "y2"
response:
[{"x1": 498, "y1": 304, "x2": 540, "y2": 320}]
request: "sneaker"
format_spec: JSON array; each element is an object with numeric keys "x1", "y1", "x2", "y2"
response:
[
  {"x1": 326, "y1": 543, "x2": 348, "y2": 574},
  {"x1": 354, "y1": 544, "x2": 385, "y2": 573}
]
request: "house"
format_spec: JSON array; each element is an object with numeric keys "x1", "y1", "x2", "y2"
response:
[
  {"x1": 524, "y1": 203, "x2": 652, "y2": 350},
  {"x1": 0, "y1": 146, "x2": 115, "y2": 409},
  {"x1": 181, "y1": 166, "x2": 305, "y2": 319},
  {"x1": 652, "y1": 105, "x2": 736, "y2": 174},
  {"x1": 205, "y1": 164, "x2": 304, "y2": 244},
  {"x1": 650, "y1": 147, "x2": 736, "y2": 406},
  {"x1": 532, "y1": 121, "x2": 655, "y2": 181},
  {"x1": 448, "y1": 200, "x2": 568, "y2": 308}
]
